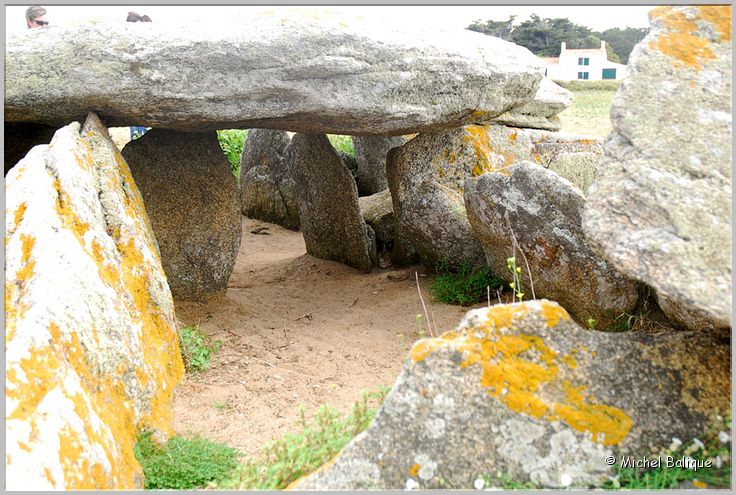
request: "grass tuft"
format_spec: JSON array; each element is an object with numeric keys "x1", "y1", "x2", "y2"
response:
[
  {"x1": 217, "y1": 129, "x2": 249, "y2": 178},
  {"x1": 134, "y1": 431, "x2": 240, "y2": 489},
  {"x1": 327, "y1": 135, "x2": 355, "y2": 157},
  {"x1": 179, "y1": 325, "x2": 220, "y2": 373},
  {"x1": 217, "y1": 386, "x2": 389, "y2": 490},
  {"x1": 430, "y1": 259, "x2": 504, "y2": 306}
]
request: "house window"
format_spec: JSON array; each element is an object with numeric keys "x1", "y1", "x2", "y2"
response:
[
  {"x1": 578, "y1": 57, "x2": 590, "y2": 66},
  {"x1": 577, "y1": 72, "x2": 589, "y2": 80},
  {"x1": 602, "y1": 68, "x2": 617, "y2": 79}
]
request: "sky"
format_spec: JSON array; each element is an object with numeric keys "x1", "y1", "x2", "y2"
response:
[{"x1": 5, "y1": 5, "x2": 654, "y2": 36}]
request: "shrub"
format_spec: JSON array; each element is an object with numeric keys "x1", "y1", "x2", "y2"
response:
[
  {"x1": 217, "y1": 129, "x2": 249, "y2": 178},
  {"x1": 134, "y1": 431, "x2": 240, "y2": 489},
  {"x1": 430, "y1": 259, "x2": 504, "y2": 306},
  {"x1": 179, "y1": 325, "x2": 220, "y2": 373},
  {"x1": 218, "y1": 387, "x2": 389, "y2": 489},
  {"x1": 327, "y1": 134, "x2": 355, "y2": 157}
]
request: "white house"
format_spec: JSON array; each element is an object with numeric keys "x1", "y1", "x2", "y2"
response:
[{"x1": 542, "y1": 41, "x2": 627, "y2": 81}]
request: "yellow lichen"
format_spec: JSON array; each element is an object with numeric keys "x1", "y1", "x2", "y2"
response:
[
  {"x1": 410, "y1": 303, "x2": 632, "y2": 445},
  {"x1": 692, "y1": 480, "x2": 708, "y2": 489},
  {"x1": 44, "y1": 467, "x2": 56, "y2": 486},
  {"x1": 13, "y1": 202, "x2": 27, "y2": 227},
  {"x1": 463, "y1": 125, "x2": 516, "y2": 176},
  {"x1": 648, "y1": 6, "x2": 730, "y2": 71},
  {"x1": 53, "y1": 179, "x2": 90, "y2": 245},
  {"x1": 409, "y1": 463, "x2": 421, "y2": 477}
]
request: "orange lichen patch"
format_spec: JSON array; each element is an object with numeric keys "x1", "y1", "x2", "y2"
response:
[
  {"x1": 6, "y1": 344, "x2": 61, "y2": 421},
  {"x1": 555, "y1": 382, "x2": 632, "y2": 445},
  {"x1": 692, "y1": 480, "x2": 708, "y2": 489},
  {"x1": 539, "y1": 300, "x2": 570, "y2": 328},
  {"x1": 509, "y1": 130, "x2": 518, "y2": 143},
  {"x1": 13, "y1": 202, "x2": 27, "y2": 227},
  {"x1": 648, "y1": 6, "x2": 730, "y2": 71},
  {"x1": 44, "y1": 467, "x2": 57, "y2": 486},
  {"x1": 17, "y1": 440, "x2": 32, "y2": 451},
  {"x1": 53, "y1": 179, "x2": 90, "y2": 245},
  {"x1": 410, "y1": 304, "x2": 631, "y2": 445},
  {"x1": 463, "y1": 125, "x2": 516, "y2": 177},
  {"x1": 409, "y1": 463, "x2": 421, "y2": 477},
  {"x1": 91, "y1": 239, "x2": 120, "y2": 287}
]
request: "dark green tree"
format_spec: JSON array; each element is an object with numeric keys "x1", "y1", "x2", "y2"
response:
[
  {"x1": 594, "y1": 27, "x2": 648, "y2": 63},
  {"x1": 467, "y1": 15, "x2": 515, "y2": 40}
]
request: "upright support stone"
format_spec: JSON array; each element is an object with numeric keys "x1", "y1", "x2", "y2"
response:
[
  {"x1": 239, "y1": 129, "x2": 300, "y2": 230},
  {"x1": 353, "y1": 136, "x2": 406, "y2": 196},
  {"x1": 289, "y1": 134, "x2": 375, "y2": 272},
  {"x1": 122, "y1": 129, "x2": 241, "y2": 300}
]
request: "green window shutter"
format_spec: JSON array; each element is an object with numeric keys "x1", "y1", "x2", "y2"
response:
[{"x1": 602, "y1": 68, "x2": 617, "y2": 79}]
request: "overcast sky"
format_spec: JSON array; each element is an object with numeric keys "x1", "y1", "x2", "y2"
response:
[{"x1": 6, "y1": 5, "x2": 654, "y2": 36}]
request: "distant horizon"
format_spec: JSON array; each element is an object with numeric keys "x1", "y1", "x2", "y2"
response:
[{"x1": 5, "y1": 5, "x2": 653, "y2": 36}]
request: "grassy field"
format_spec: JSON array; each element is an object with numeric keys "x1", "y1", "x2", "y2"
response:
[{"x1": 555, "y1": 80, "x2": 620, "y2": 137}]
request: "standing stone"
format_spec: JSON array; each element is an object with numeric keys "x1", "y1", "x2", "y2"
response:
[
  {"x1": 5, "y1": 113, "x2": 184, "y2": 489},
  {"x1": 528, "y1": 130, "x2": 603, "y2": 193},
  {"x1": 492, "y1": 78, "x2": 573, "y2": 131},
  {"x1": 289, "y1": 134, "x2": 375, "y2": 272},
  {"x1": 294, "y1": 300, "x2": 730, "y2": 490},
  {"x1": 239, "y1": 129, "x2": 300, "y2": 230},
  {"x1": 465, "y1": 162, "x2": 639, "y2": 327},
  {"x1": 582, "y1": 5, "x2": 732, "y2": 332},
  {"x1": 354, "y1": 136, "x2": 406, "y2": 196},
  {"x1": 122, "y1": 129, "x2": 241, "y2": 300}
]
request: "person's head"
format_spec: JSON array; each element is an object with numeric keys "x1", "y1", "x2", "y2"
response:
[
  {"x1": 126, "y1": 11, "x2": 152, "y2": 22},
  {"x1": 26, "y1": 5, "x2": 48, "y2": 29}
]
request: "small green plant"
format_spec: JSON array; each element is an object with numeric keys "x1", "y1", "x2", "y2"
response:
[
  {"x1": 587, "y1": 318, "x2": 598, "y2": 330},
  {"x1": 218, "y1": 386, "x2": 389, "y2": 490},
  {"x1": 602, "y1": 415, "x2": 731, "y2": 489},
  {"x1": 326, "y1": 134, "x2": 355, "y2": 157},
  {"x1": 506, "y1": 256, "x2": 524, "y2": 302},
  {"x1": 217, "y1": 129, "x2": 249, "y2": 178},
  {"x1": 134, "y1": 431, "x2": 240, "y2": 489},
  {"x1": 430, "y1": 259, "x2": 504, "y2": 306},
  {"x1": 607, "y1": 313, "x2": 636, "y2": 332},
  {"x1": 415, "y1": 314, "x2": 426, "y2": 338},
  {"x1": 213, "y1": 400, "x2": 232, "y2": 411},
  {"x1": 479, "y1": 472, "x2": 538, "y2": 490},
  {"x1": 179, "y1": 325, "x2": 221, "y2": 373}
]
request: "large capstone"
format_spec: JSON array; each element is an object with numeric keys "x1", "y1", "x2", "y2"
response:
[
  {"x1": 465, "y1": 161, "x2": 639, "y2": 327},
  {"x1": 295, "y1": 300, "x2": 730, "y2": 489},
  {"x1": 5, "y1": 113, "x2": 184, "y2": 489},
  {"x1": 5, "y1": 11, "x2": 544, "y2": 134},
  {"x1": 582, "y1": 6, "x2": 732, "y2": 332},
  {"x1": 238, "y1": 129, "x2": 300, "y2": 230},
  {"x1": 122, "y1": 129, "x2": 241, "y2": 300},
  {"x1": 289, "y1": 133, "x2": 375, "y2": 272}
]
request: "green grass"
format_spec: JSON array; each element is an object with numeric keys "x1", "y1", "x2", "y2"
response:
[
  {"x1": 430, "y1": 259, "x2": 504, "y2": 306},
  {"x1": 217, "y1": 386, "x2": 389, "y2": 490},
  {"x1": 134, "y1": 431, "x2": 240, "y2": 489},
  {"x1": 603, "y1": 415, "x2": 731, "y2": 490},
  {"x1": 178, "y1": 325, "x2": 221, "y2": 373},
  {"x1": 327, "y1": 134, "x2": 355, "y2": 157},
  {"x1": 557, "y1": 87, "x2": 617, "y2": 137},
  {"x1": 217, "y1": 129, "x2": 249, "y2": 178}
]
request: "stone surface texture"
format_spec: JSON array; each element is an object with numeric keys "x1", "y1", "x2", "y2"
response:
[
  {"x1": 122, "y1": 129, "x2": 241, "y2": 300},
  {"x1": 492, "y1": 78, "x2": 573, "y2": 131},
  {"x1": 359, "y1": 189, "x2": 395, "y2": 247},
  {"x1": 289, "y1": 133, "x2": 375, "y2": 272},
  {"x1": 465, "y1": 161, "x2": 639, "y2": 327},
  {"x1": 353, "y1": 136, "x2": 407, "y2": 196},
  {"x1": 5, "y1": 11, "x2": 544, "y2": 134},
  {"x1": 5, "y1": 113, "x2": 184, "y2": 489},
  {"x1": 386, "y1": 124, "x2": 601, "y2": 268},
  {"x1": 295, "y1": 300, "x2": 730, "y2": 489},
  {"x1": 238, "y1": 129, "x2": 300, "y2": 230},
  {"x1": 582, "y1": 6, "x2": 732, "y2": 332}
]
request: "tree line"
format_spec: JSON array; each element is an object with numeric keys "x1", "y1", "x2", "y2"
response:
[{"x1": 467, "y1": 15, "x2": 647, "y2": 64}]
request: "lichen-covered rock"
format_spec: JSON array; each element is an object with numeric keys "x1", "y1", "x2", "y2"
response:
[
  {"x1": 465, "y1": 161, "x2": 638, "y2": 327},
  {"x1": 289, "y1": 133, "x2": 375, "y2": 272},
  {"x1": 239, "y1": 129, "x2": 300, "y2": 230},
  {"x1": 492, "y1": 78, "x2": 572, "y2": 131},
  {"x1": 582, "y1": 6, "x2": 732, "y2": 332},
  {"x1": 122, "y1": 129, "x2": 241, "y2": 301},
  {"x1": 295, "y1": 300, "x2": 730, "y2": 490},
  {"x1": 5, "y1": 11, "x2": 543, "y2": 134},
  {"x1": 4, "y1": 122, "x2": 58, "y2": 175},
  {"x1": 359, "y1": 189, "x2": 395, "y2": 246},
  {"x1": 5, "y1": 113, "x2": 184, "y2": 489},
  {"x1": 385, "y1": 124, "x2": 601, "y2": 269},
  {"x1": 353, "y1": 136, "x2": 406, "y2": 196}
]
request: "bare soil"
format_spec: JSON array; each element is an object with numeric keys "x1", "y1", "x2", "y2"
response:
[{"x1": 172, "y1": 217, "x2": 470, "y2": 456}]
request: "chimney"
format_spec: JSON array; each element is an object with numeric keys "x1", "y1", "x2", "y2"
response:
[{"x1": 561, "y1": 41, "x2": 567, "y2": 51}]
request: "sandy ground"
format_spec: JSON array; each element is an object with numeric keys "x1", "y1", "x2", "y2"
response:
[{"x1": 172, "y1": 217, "x2": 471, "y2": 456}]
